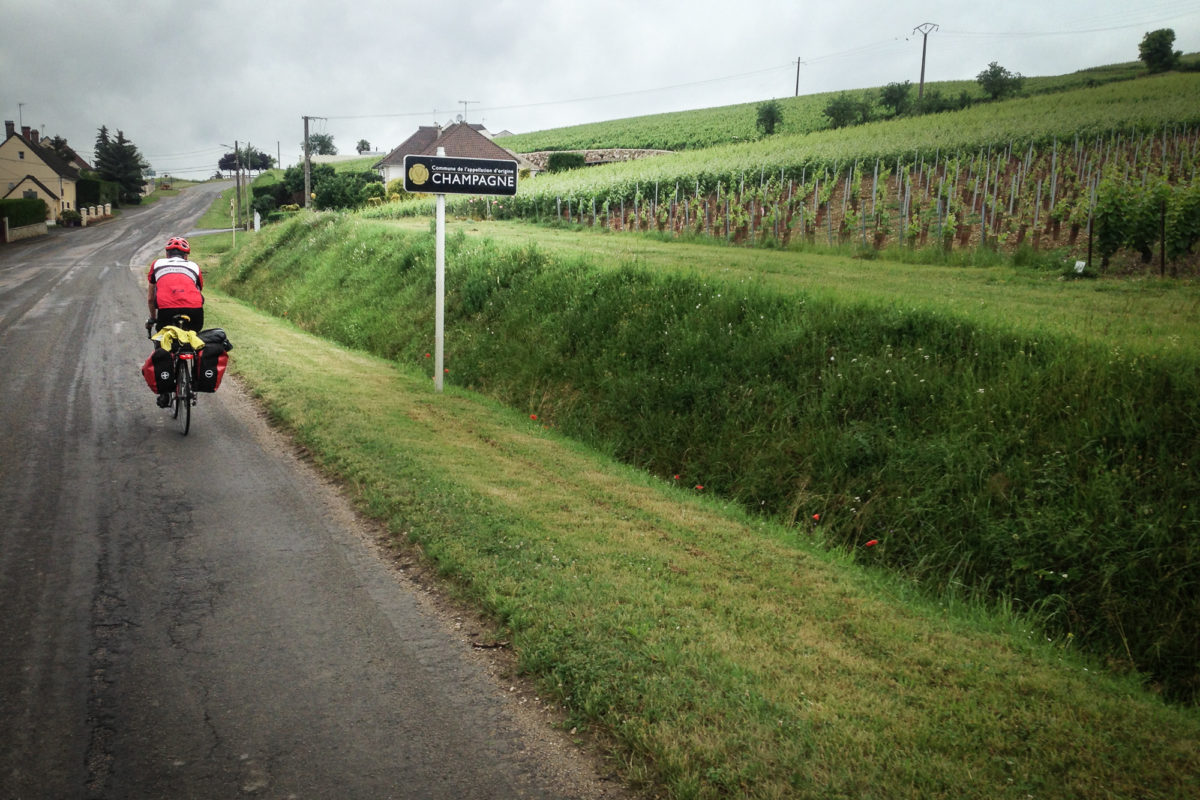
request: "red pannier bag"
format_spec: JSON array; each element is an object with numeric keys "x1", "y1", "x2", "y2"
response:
[
  {"x1": 141, "y1": 348, "x2": 175, "y2": 394},
  {"x1": 193, "y1": 328, "x2": 233, "y2": 392},
  {"x1": 193, "y1": 344, "x2": 228, "y2": 392}
]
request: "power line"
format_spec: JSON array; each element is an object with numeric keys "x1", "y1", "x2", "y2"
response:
[
  {"x1": 944, "y1": 3, "x2": 1200, "y2": 38},
  {"x1": 321, "y1": 63, "x2": 794, "y2": 122}
]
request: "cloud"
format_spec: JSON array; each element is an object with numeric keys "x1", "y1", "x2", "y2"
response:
[{"x1": 2, "y1": 0, "x2": 1196, "y2": 178}]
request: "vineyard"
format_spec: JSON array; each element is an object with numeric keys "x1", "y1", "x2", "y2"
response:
[{"x1": 420, "y1": 73, "x2": 1200, "y2": 272}]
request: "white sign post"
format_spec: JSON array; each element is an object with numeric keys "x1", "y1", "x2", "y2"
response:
[
  {"x1": 435, "y1": 167, "x2": 446, "y2": 391},
  {"x1": 404, "y1": 151, "x2": 518, "y2": 393}
]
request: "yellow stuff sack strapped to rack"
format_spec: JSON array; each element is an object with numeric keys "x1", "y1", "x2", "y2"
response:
[{"x1": 151, "y1": 325, "x2": 206, "y2": 353}]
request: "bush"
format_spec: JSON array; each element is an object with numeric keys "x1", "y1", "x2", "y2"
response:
[
  {"x1": 76, "y1": 176, "x2": 121, "y2": 207},
  {"x1": 252, "y1": 194, "x2": 278, "y2": 217},
  {"x1": 0, "y1": 197, "x2": 48, "y2": 226},
  {"x1": 824, "y1": 93, "x2": 873, "y2": 128},
  {"x1": 59, "y1": 209, "x2": 82, "y2": 226},
  {"x1": 546, "y1": 152, "x2": 587, "y2": 172}
]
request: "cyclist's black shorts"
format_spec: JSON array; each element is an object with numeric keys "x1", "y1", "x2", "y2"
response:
[{"x1": 155, "y1": 307, "x2": 204, "y2": 332}]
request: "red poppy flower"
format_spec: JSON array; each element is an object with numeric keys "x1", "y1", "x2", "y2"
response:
[{"x1": 865, "y1": 539, "x2": 878, "y2": 547}]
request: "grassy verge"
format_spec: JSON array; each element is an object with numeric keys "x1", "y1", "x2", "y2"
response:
[{"x1": 198, "y1": 289, "x2": 1200, "y2": 799}]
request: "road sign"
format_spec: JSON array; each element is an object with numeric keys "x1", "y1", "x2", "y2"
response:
[{"x1": 403, "y1": 154, "x2": 517, "y2": 196}]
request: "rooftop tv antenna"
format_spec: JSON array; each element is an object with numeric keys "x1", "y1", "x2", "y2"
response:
[{"x1": 458, "y1": 100, "x2": 478, "y2": 122}]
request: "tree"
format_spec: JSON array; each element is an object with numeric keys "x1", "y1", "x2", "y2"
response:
[
  {"x1": 304, "y1": 132, "x2": 337, "y2": 156},
  {"x1": 823, "y1": 93, "x2": 872, "y2": 129},
  {"x1": 94, "y1": 126, "x2": 149, "y2": 202},
  {"x1": 44, "y1": 135, "x2": 78, "y2": 165},
  {"x1": 755, "y1": 100, "x2": 784, "y2": 136},
  {"x1": 1139, "y1": 28, "x2": 1181, "y2": 73},
  {"x1": 879, "y1": 81, "x2": 912, "y2": 117},
  {"x1": 356, "y1": 139, "x2": 371, "y2": 154},
  {"x1": 976, "y1": 62, "x2": 1023, "y2": 100},
  {"x1": 218, "y1": 146, "x2": 274, "y2": 176}
]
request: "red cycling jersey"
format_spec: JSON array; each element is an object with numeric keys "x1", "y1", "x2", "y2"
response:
[{"x1": 148, "y1": 255, "x2": 204, "y2": 308}]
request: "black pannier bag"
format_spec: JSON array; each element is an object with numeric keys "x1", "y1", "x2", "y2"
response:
[
  {"x1": 193, "y1": 328, "x2": 233, "y2": 392},
  {"x1": 141, "y1": 348, "x2": 175, "y2": 394}
]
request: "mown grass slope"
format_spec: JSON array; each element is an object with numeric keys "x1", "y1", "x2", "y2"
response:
[{"x1": 206, "y1": 214, "x2": 1200, "y2": 705}]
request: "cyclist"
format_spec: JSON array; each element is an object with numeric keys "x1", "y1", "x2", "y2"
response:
[{"x1": 147, "y1": 236, "x2": 204, "y2": 332}]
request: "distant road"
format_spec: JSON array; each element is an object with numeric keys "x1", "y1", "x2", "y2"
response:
[{"x1": 0, "y1": 186, "x2": 620, "y2": 799}]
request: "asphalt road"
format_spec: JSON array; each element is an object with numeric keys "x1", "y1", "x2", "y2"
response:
[{"x1": 0, "y1": 186, "x2": 622, "y2": 799}]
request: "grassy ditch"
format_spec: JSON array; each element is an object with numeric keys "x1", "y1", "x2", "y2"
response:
[
  {"x1": 208, "y1": 213, "x2": 1200, "y2": 704},
  {"x1": 199, "y1": 290, "x2": 1200, "y2": 800}
]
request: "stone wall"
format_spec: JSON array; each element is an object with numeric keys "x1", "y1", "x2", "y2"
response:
[
  {"x1": 1, "y1": 218, "x2": 48, "y2": 242},
  {"x1": 519, "y1": 148, "x2": 672, "y2": 170}
]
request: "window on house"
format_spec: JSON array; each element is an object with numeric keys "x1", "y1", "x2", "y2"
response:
[
  {"x1": 23, "y1": 190, "x2": 37, "y2": 199},
  {"x1": 18, "y1": 151, "x2": 25, "y2": 159}
]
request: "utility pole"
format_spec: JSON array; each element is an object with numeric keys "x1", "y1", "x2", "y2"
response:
[
  {"x1": 302, "y1": 116, "x2": 312, "y2": 208},
  {"x1": 794, "y1": 57, "x2": 805, "y2": 97},
  {"x1": 913, "y1": 23, "x2": 938, "y2": 99},
  {"x1": 234, "y1": 139, "x2": 241, "y2": 229},
  {"x1": 244, "y1": 140, "x2": 251, "y2": 230}
]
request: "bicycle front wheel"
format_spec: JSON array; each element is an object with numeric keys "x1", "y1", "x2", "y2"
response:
[{"x1": 173, "y1": 360, "x2": 192, "y2": 436}]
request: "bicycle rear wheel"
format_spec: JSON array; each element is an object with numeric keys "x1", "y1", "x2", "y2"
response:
[{"x1": 173, "y1": 360, "x2": 192, "y2": 436}]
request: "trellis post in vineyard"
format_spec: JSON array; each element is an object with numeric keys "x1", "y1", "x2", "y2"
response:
[
  {"x1": 1050, "y1": 138, "x2": 1058, "y2": 212},
  {"x1": 871, "y1": 160, "x2": 879, "y2": 220},
  {"x1": 1034, "y1": 179, "x2": 1042, "y2": 245}
]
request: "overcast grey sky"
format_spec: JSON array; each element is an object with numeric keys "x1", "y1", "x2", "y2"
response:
[{"x1": 3, "y1": 0, "x2": 1198, "y2": 178}]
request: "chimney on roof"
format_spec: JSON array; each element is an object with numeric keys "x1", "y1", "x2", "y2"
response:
[
  {"x1": 4, "y1": 120, "x2": 13, "y2": 138},
  {"x1": 21, "y1": 126, "x2": 31, "y2": 141},
  {"x1": 29, "y1": 128, "x2": 40, "y2": 145}
]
